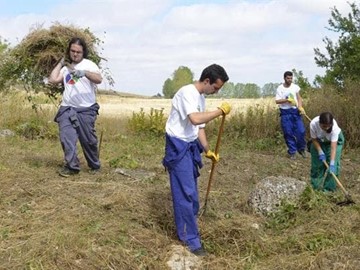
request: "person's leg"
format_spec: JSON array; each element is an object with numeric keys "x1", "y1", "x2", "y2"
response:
[
  {"x1": 57, "y1": 110, "x2": 80, "y2": 171},
  {"x1": 169, "y1": 151, "x2": 201, "y2": 252},
  {"x1": 324, "y1": 134, "x2": 344, "y2": 191},
  {"x1": 294, "y1": 115, "x2": 306, "y2": 152},
  {"x1": 77, "y1": 111, "x2": 100, "y2": 170},
  {"x1": 281, "y1": 114, "x2": 297, "y2": 156},
  {"x1": 310, "y1": 142, "x2": 326, "y2": 190}
]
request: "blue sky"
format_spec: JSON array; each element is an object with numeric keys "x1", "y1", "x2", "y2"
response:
[
  {"x1": 0, "y1": 0, "x2": 64, "y2": 15},
  {"x1": 0, "y1": 0, "x2": 351, "y2": 95}
]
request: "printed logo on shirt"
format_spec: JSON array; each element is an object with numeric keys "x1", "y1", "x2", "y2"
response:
[{"x1": 65, "y1": 73, "x2": 80, "y2": 85}]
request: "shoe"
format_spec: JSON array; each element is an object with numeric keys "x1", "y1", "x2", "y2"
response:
[
  {"x1": 299, "y1": 150, "x2": 306, "y2": 158},
  {"x1": 58, "y1": 167, "x2": 79, "y2": 177},
  {"x1": 289, "y1": 154, "x2": 296, "y2": 160},
  {"x1": 191, "y1": 247, "x2": 207, "y2": 257},
  {"x1": 88, "y1": 168, "x2": 100, "y2": 175}
]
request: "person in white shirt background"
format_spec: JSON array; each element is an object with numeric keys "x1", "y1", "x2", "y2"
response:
[
  {"x1": 309, "y1": 112, "x2": 345, "y2": 191},
  {"x1": 275, "y1": 71, "x2": 307, "y2": 160}
]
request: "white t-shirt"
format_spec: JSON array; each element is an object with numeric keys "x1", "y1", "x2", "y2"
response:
[
  {"x1": 310, "y1": 116, "x2": 341, "y2": 142},
  {"x1": 275, "y1": 83, "x2": 300, "y2": 109},
  {"x1": 165, "y1": 84, "x2": 205, "y2": 142},
  {"x1": 60, "y1": 59, "x2": 100, "y2": 108}
]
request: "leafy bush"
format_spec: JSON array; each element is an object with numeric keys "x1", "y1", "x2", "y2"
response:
[
  {"x1": 127, "y1": 108, "x2": 166, "y2": 137},
  {"x1": 15, "y1": 119, "x2": 58, "y2": 140},
  {"x1": 109, "y1": 154, "x2": 139, "y2": 169}
]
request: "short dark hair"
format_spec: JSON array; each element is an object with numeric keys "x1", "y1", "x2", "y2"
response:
[
  {"x1": 284, "y1": 71, "x2": 293, "y2": 78},
  {"x1": 199, "y1": 64, "x2": 229, "y2": 84},
  {"x1": 319, "y1": 112, "x2": 334, "y2": 125},
  {"x1": 66, "y1": 37, "x2": 89, "y2": 58}
]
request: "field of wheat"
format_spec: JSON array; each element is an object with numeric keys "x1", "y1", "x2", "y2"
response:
[{"x1": 96, "y1": 95, "x2": 276, "y2": 118}]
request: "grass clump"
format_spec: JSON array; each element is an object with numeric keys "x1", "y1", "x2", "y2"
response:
[{"x1": 127, "y1": 108, "x2": 166, "y2": 137}]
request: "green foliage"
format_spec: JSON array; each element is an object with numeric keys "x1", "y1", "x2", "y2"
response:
[
  {"x1": 298, "y1": 186, "x2": 331, "y2": 210},
  {"x1": 223, "y1": 104, "x2": 280, "y2": 147},
  {"x1": 127, "y1": 108, "x2": 166, "y2": 137},
  {"x1": 15, "y1": 118, "x2": 58, "y2": 140},
  {"x1": 305, "y1": 234, "x2": 335, "y2": 253},
  {"x1": 314, "y1": 2, "x2": 360, "y2": 87},
  {"x1": 242, "y1": 83, "x2": 261, "y2": 98},
  {"x1": 215, "y1": 81, "x2": 236, "y2": 98},
  {"x1": 108, "y1": 154, "x2": 139, "y2": 169},
  {"x1": 216, "y1": 82, "x2": 263, "y2": 98},
  {"x1": 162, "y1": 66, "x2": 194, "y2": 98},
  {"x1": 291, "y1": 68, "x2": 312, "y2": 96},
  {"x1": 262, "y1": 83, "x2": 280, "y2": 97},
  {"x1": 265, "y1": 201, "x2": 298, "y2": 231}
]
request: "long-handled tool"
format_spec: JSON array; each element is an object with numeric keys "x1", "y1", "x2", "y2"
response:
[
  {"x1": 303, "y1": 113, "x2": 312, "y2": 122},
  {"x1": 200, "y1": 114, "x2": 226, "y2": 216},
  {"x1": 323, "y1": 160, "x2": 355, "y2": 205},
  {"x1": 98, "y1": 129, "x2": 104, "y2": 159}
]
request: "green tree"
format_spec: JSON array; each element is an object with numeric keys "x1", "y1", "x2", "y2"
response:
[
  {"x1": 234, "y1": 83, "x2": 245, "y2": 98},
  {"x1": 162, "y1": 66, "x2": 194, "y2": 98},
  {"x1": 262, "y1": 83, "x2": 280, "y2": 97},
  {"x1": 162, "y1": 78, "x2": 173, "y2": 99},
  {"x1": 291, "y1": 68, "x2": 311, "y2": 90},
  {"x1": 314, "y1": 2, "x2": 360, "y2": 87},
  {"x1": 242, "y1": 83, "x2": 261, "y2": 98},
  {"x1": 216, "y1": 81, "x2": 235, "y2": 98}
]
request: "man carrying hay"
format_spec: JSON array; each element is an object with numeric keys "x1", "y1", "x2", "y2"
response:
[
  {"x1": 49, "y1": 37, "x2": 102, "y2": 177},
  {"x1": 162, "y1": 64, "x2": 231, "y2": 256}
]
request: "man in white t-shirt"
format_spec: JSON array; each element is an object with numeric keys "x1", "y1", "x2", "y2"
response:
[
  {"x1": 49, "y1": 37, "x2": 102, "y2": 177},
  {"x1": 163, "y1": 64, "x2": 231, "y2": 256},
  {"x1": 309, "y1": 112, "x2": 344, "y2": 191},
  {"x1": 275, "y1": 71, "x2": 306, "y2": 159}
]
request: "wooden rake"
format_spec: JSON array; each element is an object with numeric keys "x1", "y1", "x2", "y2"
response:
[
  {"x1": 200, "y1": 114, "x2": 226, "y2": 216},
  {"x1": 323, "y1": 160, "x2": 355, "y2": 206}
]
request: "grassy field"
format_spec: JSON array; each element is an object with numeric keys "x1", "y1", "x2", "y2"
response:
[{"x1": 0, "y1": 92, "x2": 359, "y2": 269}]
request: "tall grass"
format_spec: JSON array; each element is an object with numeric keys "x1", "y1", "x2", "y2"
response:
[
  {"x1": 0, "y1": 91, "x2": 58, "y2": 139},
  {"x1": 5, "y1": 81, "x2": 360, "y2": 150},
  {"x1": 304, "y1": 81, "x2": 360, "y2": 148}
]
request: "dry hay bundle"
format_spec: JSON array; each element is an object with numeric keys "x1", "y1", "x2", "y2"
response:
[{"x1": 13, "y1": 22, "x2": 102, "y2": 78}]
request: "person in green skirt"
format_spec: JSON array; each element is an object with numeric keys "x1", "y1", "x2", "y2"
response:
[{"x1": 309, "y1": 112, "x2": 345, "y2": 191}]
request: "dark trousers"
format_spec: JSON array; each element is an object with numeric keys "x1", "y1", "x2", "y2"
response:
[{"x1": 55, "y1": 105, "x2": 100, "y2": 171}]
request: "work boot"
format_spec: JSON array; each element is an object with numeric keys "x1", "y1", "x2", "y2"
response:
[
  {"x1": 58, "y1": 167, "x2": 79, "y2": 177},
  {"x1": 191, "y1": 247, "x2": 207, "y2": 257},
  {"x1": 289, "y1": 154, "x2": 296, "y2": 160},
  {"x1": 299, "y1": 150, "x2": 306, "y2": 159},
  {"x1": 88, "y1": 168, "x2": 101, "y2": 175}
]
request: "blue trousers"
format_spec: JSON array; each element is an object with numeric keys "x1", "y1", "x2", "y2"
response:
[
  {"x1": 280, "y1": 108, "x2": 306, "y2": 155},
  {"x1": 54, "y1": 104, "x2": 100, "y2": 171},
  {"x1": 163, "y1": 134, "x2": 203, "y2": 251}
]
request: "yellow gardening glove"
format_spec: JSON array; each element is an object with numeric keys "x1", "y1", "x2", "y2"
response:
[
  {"x1": 298, "y1": 106, "x2": 306, "y2": 115},
  {"x1": 218, "y1": 102, "x2": 231, "y2": 115},
  {"x1": 286, "y1": 95, "x2": 296, "y2": 106},
  {"x1": 205, "y1": 150, "x2": 220, "y2": 162}
]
